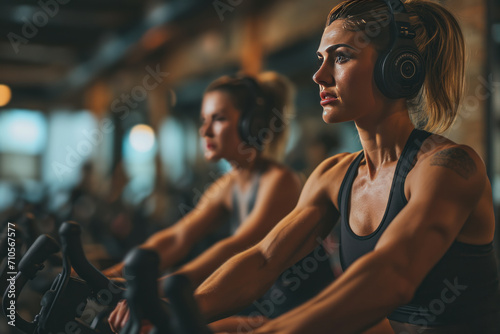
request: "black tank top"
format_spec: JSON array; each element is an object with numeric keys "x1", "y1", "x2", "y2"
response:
[{"x1": 338, "y1": 129, "x2": 500, "y2": 327}]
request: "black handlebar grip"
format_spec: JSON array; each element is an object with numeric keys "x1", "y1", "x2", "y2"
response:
[
  {"x1": 18, "y1": 234, "x2": 60, "y2": 280},
  {"x1": 59, "y1": 221, "x2": 124, "y2": 303},
  {"x1": 3, "y1": 234, "x2": 57, "y2": 334},
  {"x1": 123, "y1": 248, "x2": 170, "y2": 332},
  {"x1": 123, "y1": 248, "x2": 159, "y2": 283},
  {"x1": 163, "y1": 275, "x2": 212, "y2": 334},
  {"x1": 123, "y1": 248, "x2": 160, "y2": 304}
]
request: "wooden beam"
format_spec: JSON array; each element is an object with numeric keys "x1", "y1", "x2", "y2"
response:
[
  {"x1": 0, "y1": 64, "x2": 69, "y2": 85},
  {"x1": 0, "y1": 42, "x2": 76, "y2": 65},
  {"x1": 240, "y1": 13, "x2": 263, "y2": 76}
]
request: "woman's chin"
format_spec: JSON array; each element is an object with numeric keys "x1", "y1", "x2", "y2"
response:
[
  {"x1": 204, "y1": 152, "x2": 220, "y2": 162},
  {"x1": 322, "y1": 108, "x2": 348, "y2": 124},
  {"x1": 322, "y1": 112, "x2": 339, "y2": 124}
]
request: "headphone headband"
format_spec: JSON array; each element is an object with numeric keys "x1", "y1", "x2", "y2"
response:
[{"x1": 386, "y1": 0, "x2": 406, "y2": 14}]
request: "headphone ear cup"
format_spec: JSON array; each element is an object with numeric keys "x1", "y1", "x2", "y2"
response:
[
  {"x1": 235, "y1": 77, "x2": 271, "y2": 149},
  {"x1": 250, "y1": 108, "x2": 271, "y2": 145},
  {"x1": 238, "y1": 111, "x2": 253, "y2": 145},
  {"x1": 375, "y1": 45, "x2": 425, "y2": 99},
  {"x1": 374, "y1": 49, "x2": 393, "y2": 98},
  {"x1": 238, "y1": 103, "x2": 270, "y2": 150}
]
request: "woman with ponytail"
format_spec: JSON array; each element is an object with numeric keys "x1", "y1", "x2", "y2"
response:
[
  {"x1": 111, "y1": 1, "x2": 500, "y2": 332},
  {"x1": 104, "y1": 72, "x2": 303, "y2": 286},
  {"x1": 108, "y1": 72, "x2": 337, "y2": 333}
]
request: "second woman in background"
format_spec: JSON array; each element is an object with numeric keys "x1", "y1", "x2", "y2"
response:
[{"x1": 107, "y1": 72, "x2": 336, "y2": 332}]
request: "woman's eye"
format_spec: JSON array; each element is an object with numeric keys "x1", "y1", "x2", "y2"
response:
[{"x1": 335, "y1": 53, "x2": 350, "y2": 64}]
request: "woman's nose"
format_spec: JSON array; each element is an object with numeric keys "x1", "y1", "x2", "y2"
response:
[
  {"x1": 313, "y1": 62, "x2": 334, "y2": 86},
  {"x1": 199, "y1": 121, "x2": 213, "y2": 137}
]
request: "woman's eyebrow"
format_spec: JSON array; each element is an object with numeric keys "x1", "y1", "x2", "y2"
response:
[
  {"x1": 202, "y1": 109, "x2": 226, "y2": 120},
  {"x1": 317, "y1": 43, "x2": 358, "y2": 56}
]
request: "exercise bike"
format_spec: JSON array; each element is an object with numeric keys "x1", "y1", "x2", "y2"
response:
[
  {"x1": 3, "y1": 220, "x2": 214, "y2": 334},
  {"x1": 2, "y1": 221, "x2": 125, "y2": 334}
]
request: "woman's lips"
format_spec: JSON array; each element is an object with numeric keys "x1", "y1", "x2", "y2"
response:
[
  {"x1": 206, "y1": 143, "x2": 216, "y2": 150},
  {"x1": 320, "y1": 91, "x2": 338, "y2": 106},
  {"x1": 320, "y1": 97, "x2": 338, "y2": 106}
]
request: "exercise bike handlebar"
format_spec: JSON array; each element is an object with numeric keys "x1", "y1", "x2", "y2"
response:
[
  {"x1": 18, "y1": 234, "x2": 60, "y2": 280},
  {"x1": 163, "y1": 275, "x2": 212, "y2": 334},
  {"x1": 4, "y1": 222, "x2": 212, "y2": 334},
  {"x1": 121, "y1": 248, "x2": 170, "y2": 334},
  {"x1": 2, "y1": 234, "x2": 60, "y2": 333},
  {"x1": 121, "y1": 248, "x2": 212, "y2": 334},
  {"x1": 59, "y1": 221, "x2": 125, "y2": 304}
]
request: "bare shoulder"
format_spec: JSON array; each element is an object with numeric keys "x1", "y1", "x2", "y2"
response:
[
  {"x1": 209, "y1": 170, "x2": 235, "y2": 192},
  {"x1": 415, "y1": 134, "x2": 486, "y2": 181},
  {"x1": 403, "y1": 136, "x2": 494, "y2": 243},
  {"x1": 200, "y1": 170, "x2": 235, "y2": 209},
  {"x1": 408, "y1": 135, "x2": 487, "y2": 204},
  {"x1": 259, "y1": 160, "x2": 302, "y2": 193},
  {"x1": 299, "y1": 152, "x2": 361, "y2": 210},
  {"x1": 311, "y1": 151, "x2": 361, "y2": 182}
]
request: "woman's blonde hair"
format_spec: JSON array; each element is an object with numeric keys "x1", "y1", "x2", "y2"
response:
[
  {"x1": 205, "y1": 71, "x2": 295, "y2": 162},
  {"x1": 326, "y1": 0, "x2": 465, "y2": 133},
  {"x1": 256, "y1": 71, "x2": 295, "y2": 161}
]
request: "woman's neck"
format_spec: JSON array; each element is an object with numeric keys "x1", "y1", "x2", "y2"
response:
[
  {"x1": 355, "y1": 111, "x2": 415, "y2": 177},
  {"x1": 230, "y1": 154, "x2": 266, "y2": 181}
]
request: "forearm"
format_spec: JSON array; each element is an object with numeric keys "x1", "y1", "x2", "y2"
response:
[
  {"x1": 102, "y1": 262, "x2": 125, "y2": 277},
  {"x1": 258, "y1": 250, "x2": 413, "y2": 333},
  {"x1": 175, "y1": 237, "x2": 251, "y2": 288},
  {"x1": 105, "y1": 230, "x2": 190, "y2": 277},
  {"x1": 195, "y1": 247, "x2": 279, "y2": 323},
  {"x1": 140, "y1": 229, "x2": 193, "y2": 272}
]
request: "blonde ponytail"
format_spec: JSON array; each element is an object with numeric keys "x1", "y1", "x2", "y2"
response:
[
  {"x1": 256, "y1": 71, "x2": 295, "y2": 162},
  {"x1": 405, "y1": 0, "x2": 465, "y2": 133}
]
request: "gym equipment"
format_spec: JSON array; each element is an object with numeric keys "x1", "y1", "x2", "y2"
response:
[
  {"x1": 3, "y1": 220, "x2": 215, "y2": 334},
  {"x1": 163, "y1": 274, "x2": 212, "y2": 334},
  {"x1": 119, "y1": 248, "x2": 170, "y2": 334},
  {"x1": 2, "y1": 221, "x2": 125, "y2": 334},
  {"x1": 121, "y1": 248, "x2": 212, "y2": 334}
]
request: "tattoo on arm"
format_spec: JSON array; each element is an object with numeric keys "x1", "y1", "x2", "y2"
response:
[{"x1": 430, "y1": 148, "x2": 477, "y2": 180}]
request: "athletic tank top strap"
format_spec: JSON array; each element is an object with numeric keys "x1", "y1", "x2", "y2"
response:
[
  {"x1": 338, "y1": 129, "x2": 432, "y2": 270},
  {"x1": 393, "y1": 129, "x2": 434, "y2": 205},
  {"x1": 229, "y1": 172, "x2": 261, "y2": 234},
  {"x1": 337, "y1": 151, "x2": 364, "y2": 219}
]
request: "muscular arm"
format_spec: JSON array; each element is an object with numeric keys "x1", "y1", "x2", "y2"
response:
[
  {"x1": 103, "y1": 174, "x2": 232, "y2": 277},
  {"x1": 254, "y1": 145, "x2": 489, "y2": 333},
  {"x1": 195, "y1": 158, "x2": 341, "y2": 322},
  {"x1": 174, "y1": 169, "x2": 302, "y2": 287}
]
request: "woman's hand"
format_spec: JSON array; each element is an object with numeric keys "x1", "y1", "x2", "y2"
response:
[
  {"x1": 108, "y1": 300, "x2": 129, "y2": 333},
  {"x1": 108, "y1": 300, "x2": 153, "y2": 334}
]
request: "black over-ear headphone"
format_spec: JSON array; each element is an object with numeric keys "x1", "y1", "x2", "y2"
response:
[
  {"x1": 374, "y1": 0, "x2": 425, "y2": 99},
  {"x1": 236, "y1": 76, "x2": 271, "y2": 150}
]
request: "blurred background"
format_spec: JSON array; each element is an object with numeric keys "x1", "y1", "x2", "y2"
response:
[{"x1": 0, "y1": 0, "x2": 499, "y2": 272}]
